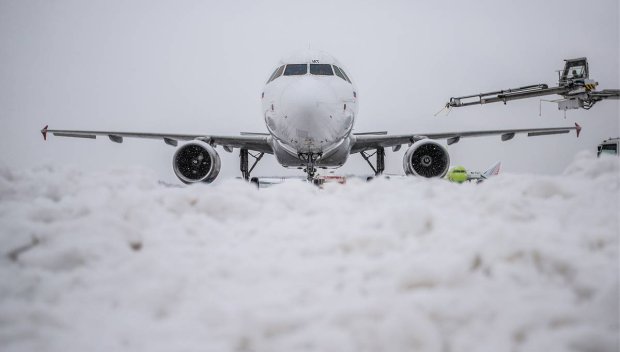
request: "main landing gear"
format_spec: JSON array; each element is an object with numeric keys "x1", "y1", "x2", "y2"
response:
[
  {"x1": 360, "y1": 147, "x2": 385, "y2": 176},
  {"x1": 239, "y1": 148, "x2": 264, "y2": 181}
]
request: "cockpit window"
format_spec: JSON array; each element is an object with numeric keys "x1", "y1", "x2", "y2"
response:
[
  {"x1": 333, "y1": 65, "x2": 351, "y2": 83},
  {"x1": 267, "y1": 65, "x2": 285, "y2": 83},
  {"x1": 339, "y1": 67, "x2": 352, "y2": 83},
  {"x1": 283, "y1": 64, "x2": 308, "y2": 76},
  {"x1": 333, "y1": 66, "x2": 346, "y2": 81},
  {"x1": 266, "y1": 67, "x2": 278, "y2": 83},
  {"x1": 310, "y1": 64, "x2": 333, "y2": 75}
]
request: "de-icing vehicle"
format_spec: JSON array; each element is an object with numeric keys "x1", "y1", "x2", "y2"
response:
[{"x1": 444, "y1": 58, "x2": 619, "y2": 114}]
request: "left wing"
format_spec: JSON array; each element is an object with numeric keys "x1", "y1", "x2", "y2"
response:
[
  {"x1": 40, "y1": 126, "x2": 273, "y2": 154},
  {"x1": 351, "y1": 123, "x2": 581, "y2": 153}
]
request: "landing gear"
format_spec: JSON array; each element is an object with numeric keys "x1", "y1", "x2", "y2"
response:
[
  {"x1": 239, "y1": 148, "x2": 264, "y2": 181},
  {"x1": 360, "y1": 147, "x2": 385, "y2": 176},
  {"x1": 299, "y1": 152, "x2": 322, "y2": 182}
]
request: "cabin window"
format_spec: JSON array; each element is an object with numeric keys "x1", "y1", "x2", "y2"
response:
[
  {"x1": 310, "y1": 64, "x2": 334, "y2": 76},
  {"x1": 567, "y1": 65, "x2": 585, "y2": 79},
  {"x1": 561, "y1": 59, "x2": 588, "y2": 81},
  {"x1": 333, "y1": 65, "x2": 351, "y2": 83},
  {"x1": 283, "y1": 64, "x2": 308, "y2": 76}
]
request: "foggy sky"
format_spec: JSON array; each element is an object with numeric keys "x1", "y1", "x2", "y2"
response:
[{"x1": 1, "y1": 0, "x2": 618, "y2": 182}]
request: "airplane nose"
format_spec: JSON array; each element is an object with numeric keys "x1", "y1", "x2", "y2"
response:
[
  {"x1": 280, "y1": 77, "x2": 345, "y2": 151},
  {"x1": 281, "y1": 77, "x2": 338, "y2": 115}
]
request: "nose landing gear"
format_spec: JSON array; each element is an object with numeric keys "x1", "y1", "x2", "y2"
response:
[{"x1": 299, "y1": 152, "x2": 322, "y2": 182}]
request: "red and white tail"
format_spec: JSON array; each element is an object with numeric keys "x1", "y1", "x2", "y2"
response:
[{"x1": 482, "y1": 161, "x2": 501, "y2": 179}]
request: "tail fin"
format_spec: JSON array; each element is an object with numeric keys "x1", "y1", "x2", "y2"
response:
[{"x1": 482, "y1": 161, "x2": 501, "y2": 179}]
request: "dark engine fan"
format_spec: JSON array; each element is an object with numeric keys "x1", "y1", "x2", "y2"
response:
[
  {"x1": 173, "y1": 141, "x2": 221, "y2": 184},
  {"x1": 403, "y1": 140, "x2": 450, "y2": 178}
]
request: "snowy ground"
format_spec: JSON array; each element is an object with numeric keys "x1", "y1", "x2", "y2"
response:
[{"x1": 0, "y1": 152, "x2": 618, "y2": 352}]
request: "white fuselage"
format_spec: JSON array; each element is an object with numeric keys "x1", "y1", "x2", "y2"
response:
[{"x1": 261, "y1": 51, "x2": 358, "y2": 167}]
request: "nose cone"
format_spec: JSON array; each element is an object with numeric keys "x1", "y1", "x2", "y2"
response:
[
  {"x1": 282, "y1": 78, "x2": 337, "y2": 113},
  {"x1": 279, "y1": 77, "x2": 351, "y2": 153}
]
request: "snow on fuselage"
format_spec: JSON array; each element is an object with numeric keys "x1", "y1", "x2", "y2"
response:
[{"x1": 262, "y1": 50, "x2": 358, "y2": 168}]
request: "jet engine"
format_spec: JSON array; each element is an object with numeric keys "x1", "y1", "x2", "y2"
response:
[
  {"x1": 403, "y1": 140, "x2": 450, "y2": 178},
  {"x1": 173, "y1": 141, "x2": 221, "y2": 184}
]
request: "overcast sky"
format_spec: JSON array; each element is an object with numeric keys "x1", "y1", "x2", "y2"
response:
[{"x1": 1, "y1": 0, "x2": 618, "y2": 182}]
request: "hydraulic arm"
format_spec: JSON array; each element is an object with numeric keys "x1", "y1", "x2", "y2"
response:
[{"x1": 444, "y1": 58, "x2": 619, "y2": 112}]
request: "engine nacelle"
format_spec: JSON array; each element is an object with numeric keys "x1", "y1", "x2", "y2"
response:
[
  {"x1": 173, "y1": 141, "x2": 221, "y2": 184},
  {"x1": 403, "y1": 140, "x2": 450, "y2": 178}
]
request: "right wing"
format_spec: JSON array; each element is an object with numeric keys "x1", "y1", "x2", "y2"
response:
[
  {"x1": 351, "y1": 123, "x2": 581, "y2": 153},
  {"x1": 40, "y1": 126, "x2": 273, "y2": 154}
]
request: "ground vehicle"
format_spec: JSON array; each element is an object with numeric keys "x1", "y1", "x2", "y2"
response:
[
  {"x1": 597, "y1": 138, "x2": 619, "y2": 157},
  {"x1": 444, "y1": 57, "x2": 619, "y2": 114}
]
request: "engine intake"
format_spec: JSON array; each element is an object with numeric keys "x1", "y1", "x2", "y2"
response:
[
  {"x1": 403, "y1": 140, "x2": 450, "y2": 178},
  {"x1": 173, "y1": 141, "x2": 221, "y2": 184}
]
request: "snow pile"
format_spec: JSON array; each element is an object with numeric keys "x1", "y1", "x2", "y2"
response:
[{"x1": 0, "y1": 152, "x2": 618, "y2": 352}]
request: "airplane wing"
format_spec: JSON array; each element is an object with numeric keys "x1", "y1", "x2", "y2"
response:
[
  {"x1": 351, "y1": 123, "x2": 581, "y2": 153},
  {"x1": 40, "y1": 126, "x2": 273, "y2": 154}
]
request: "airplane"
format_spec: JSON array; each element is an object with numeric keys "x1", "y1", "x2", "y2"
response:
[
  {"x1": 446, "y1": 161, "x2": 501, "y2": 183},
  {"x1": 40, "y1": 49, "x2": 582, "y2": 184}
]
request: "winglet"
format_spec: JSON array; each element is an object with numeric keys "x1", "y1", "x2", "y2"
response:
[
  {"x1": 575, "y1": 123, "x2": 581, "y2": 138},
  {"x1": 41, "y1": 125, "x2": 48, "y2": 141}
]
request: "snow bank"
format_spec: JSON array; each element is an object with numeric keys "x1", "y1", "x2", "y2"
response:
[{"x1": 1, "y1": 152, "x2": 618, "y2": 352}]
